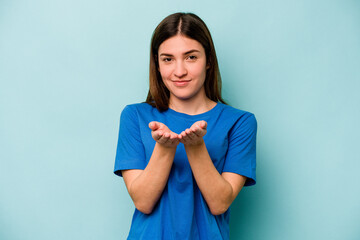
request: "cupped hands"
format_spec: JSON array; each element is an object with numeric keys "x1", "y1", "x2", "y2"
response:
[{"x1": 149, "y1": 121, "x2": 207, "y2": 147}]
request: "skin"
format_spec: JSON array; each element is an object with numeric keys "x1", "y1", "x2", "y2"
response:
[
  {"x1": 122, "y1": 34, "x2": 247, "y2": 215},
  {"x1": 157, "y1": 34, "x2": 208, "y2": 113}
]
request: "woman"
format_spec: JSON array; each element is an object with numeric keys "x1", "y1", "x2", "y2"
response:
[{"x1": 114, "y1": 12, "x2": 257, "y2": 240}]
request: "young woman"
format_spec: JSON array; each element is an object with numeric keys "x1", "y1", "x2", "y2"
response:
[{"x1": 114, "y1": 12, "x2": 257, "y2": 240}]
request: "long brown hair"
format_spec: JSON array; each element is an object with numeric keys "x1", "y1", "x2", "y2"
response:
[{"x1": 146, "y1": 12, "x2": 226, "y2": 111}]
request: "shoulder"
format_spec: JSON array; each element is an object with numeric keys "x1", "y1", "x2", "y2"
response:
[
  {"x1": 120, "y1": 102, "x2": 165, "y2": 127},
  {"x1": 119, "y1": 103, "x2": 155, "y2": 123},
  {"x1": 122, "y1": 102, "x2": 154, "y2": 112},
  {"x1": 217, "y1": 103, "x2": 257, "y2": 126},
  {"x1": 121, "y1": 102, "x2": 155, "y2": 116}
]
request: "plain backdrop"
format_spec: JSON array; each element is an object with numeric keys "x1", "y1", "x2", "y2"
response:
[{"x1": 1, "y1": 0, "x2": 359, "y2": 239}]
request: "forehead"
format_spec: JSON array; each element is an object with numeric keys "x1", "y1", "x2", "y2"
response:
[{"x1": 158, "y1": 35, "x2": 204, "y2": 54}]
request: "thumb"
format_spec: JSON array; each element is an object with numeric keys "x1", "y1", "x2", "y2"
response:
[
  {"x1": 200, "y1": 120, "x2": 207, "y2": 129},
  {"x1": 149, "y1": 121, "x2": 160, "y2": 131}
]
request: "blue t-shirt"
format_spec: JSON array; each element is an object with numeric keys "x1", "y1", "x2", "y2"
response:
[{"x1": 114, "y1": 102, "x2": 257, "y2": 240}]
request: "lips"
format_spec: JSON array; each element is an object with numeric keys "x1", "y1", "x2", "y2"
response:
[{"x1": 172, "y1": 80, "x2": 191, "y2": 87}]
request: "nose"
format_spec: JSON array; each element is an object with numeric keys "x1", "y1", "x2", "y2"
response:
[{"x1": 173, "y1": 61, "x2": 187, "y2": 78}]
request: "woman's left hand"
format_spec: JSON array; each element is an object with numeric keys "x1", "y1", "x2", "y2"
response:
[{"x1": 178, "y1": 120, "x2": 207, "y2": 146}]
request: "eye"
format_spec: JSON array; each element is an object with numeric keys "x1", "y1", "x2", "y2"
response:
[
  {"x1": 162, "y1": 57, "x2": 172, "y2": 62},
  {"x1": 187, "y1": 55, "x2": 197, "y2": 61}
]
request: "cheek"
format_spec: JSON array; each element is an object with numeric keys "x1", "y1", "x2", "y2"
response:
[
  {"x1": 192, "y1": 63, "x2": 207, "y2": 80},
  {"x1": 158, "y1": 63, "x2": 173, "y2": 76},
  {"x1": 158, "y1": 66, "x2": 171, "y2": 88}
]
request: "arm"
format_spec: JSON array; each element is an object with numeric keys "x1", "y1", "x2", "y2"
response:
[
  {"x1": 122, "y1": 122, "x2": 179, "y2": 214},
  {"x1": 179, "y1": 121, "x2": 247, "y2": 215}
]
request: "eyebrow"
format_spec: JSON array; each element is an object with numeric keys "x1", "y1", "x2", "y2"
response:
[{"x1": 159, "y1": 49, "x2": 201, "y2": 57}]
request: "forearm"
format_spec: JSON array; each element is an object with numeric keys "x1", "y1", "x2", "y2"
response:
[
  {"x1": 126, "y1": 143, "x2": 176, "y2": 214},
  {"x1": 185, "y1": 141, "x2": 234, "y2": 215}
]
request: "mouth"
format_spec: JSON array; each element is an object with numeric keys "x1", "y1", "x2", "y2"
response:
[
  {"x1": 171, "y1": 80, "x2": 191, "y2": 87},
  {"x1": 171, "y1": 80, "x2": 191, "y2": 83}
]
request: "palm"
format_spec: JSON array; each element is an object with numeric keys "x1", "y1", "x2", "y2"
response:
[
  {"x1": 179, "y1": 120, "x2": 207, "y2": 146},
  {"x1": 149, "y1": 121, "x2": 179, "y2": 148}
]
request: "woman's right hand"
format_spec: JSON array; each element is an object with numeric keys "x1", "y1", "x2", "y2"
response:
[{"x1": 149, "y1": 121, "x2": 180, "y2": 148}]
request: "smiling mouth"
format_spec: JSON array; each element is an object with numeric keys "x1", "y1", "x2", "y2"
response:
[
  {"x1": 171, "y1": 80, "x2": 191, "y2": 87},
  {"x1": 172, "y1": 80, "x2": 191, "y2": 82}
]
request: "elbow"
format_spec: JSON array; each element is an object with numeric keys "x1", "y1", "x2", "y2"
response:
[
  {"x1": 137, "y1": 207, "x2": 153, "y2": 215},
  {"x1": 129, "y1": 190, "x2": 156, "y2": 214},
  {"x1": 209, "y1": 187, "x2": 234, "y2": 215},
  {"x1": 209, "y1": 203, "x2": 230, "y2": 216},
  {"x1": 208, "y1": 193, "x2": 233, "y2": 215},
  {"x1": 134, "y1": 201, "x2": 154, "y2": 215}
]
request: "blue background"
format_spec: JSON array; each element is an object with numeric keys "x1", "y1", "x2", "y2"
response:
[{"x1": 1, "y1": 0, "x2": 359, "y2": 239}]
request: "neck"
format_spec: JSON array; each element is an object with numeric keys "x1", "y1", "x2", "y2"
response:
[{"x1": 169, "y1": 95, "x2": 217, "y2": 115}]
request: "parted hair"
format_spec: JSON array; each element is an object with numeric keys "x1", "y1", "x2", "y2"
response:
[{"x1": 145, "y1": 12, "x2": 226, "y2": 111}]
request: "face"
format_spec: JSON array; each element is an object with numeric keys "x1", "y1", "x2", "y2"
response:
[{"x1": 158, "y1": 35, "x2": 208, "y2": 103}]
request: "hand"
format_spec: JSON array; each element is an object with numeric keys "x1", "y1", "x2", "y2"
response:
[
  {"x1": 178, "y1": 120, "x2": 207, "y2": 146},
  {"x1": 149, "y1": 121, "x2": 180, "y2": 148}
]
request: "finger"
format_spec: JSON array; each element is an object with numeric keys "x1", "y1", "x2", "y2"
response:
[
  {"x1": 177, "y1": 133, "x2": 183, "y2": 140},
  {"x1": 188, "y1": 128, "x2": 198, "y2": 139},
  {"x1": 149, "y1": 121, "x2": 161, "y2": 131},
  {"x1": 167, "y1": 137, "x2": 178, "y2": 146},
  {"x1": 157, "y1": 132, "x2": 171, "y2": 144},
  {"x1": 163, "y1": 132, "x2": 170, "y2": 138},
  {"x1": 200, "y1": 121, "x2": 207, "y2": 129},
  {"x1": 179, "y1": 131, "x2": 188, "y2": 143},
  {"x1": 152, "y1": 130, "x2": 163, "y2": 141},
  {"x1": 170, "y1": 132, "x2": 178, "y2": 139},
  {"x1": 161, "y1": 136, "x2": 175, "y2": 146},
  {"x1": 193, "y1": 125, "x2": 207, "y2": 137},
  {"x1": 183, "y1": 129, "x2": 195, "y2": 141},
  {"x1": 191, "y1": 126, "x2": 202, "y2": 137},
  {"x1": 172, "y1": 136, "x2": 180, "y2": 143},
  {"x1": 157, "y1": 135, "x2": 166, "y2": 144}
]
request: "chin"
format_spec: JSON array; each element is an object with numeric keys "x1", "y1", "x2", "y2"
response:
[{"x1": 175, "y1": 95, "x2": 198, "y2": 102}]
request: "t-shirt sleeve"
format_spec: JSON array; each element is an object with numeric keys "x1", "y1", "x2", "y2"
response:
[
  {"x1": 222, "y1": 113, "x2": 257, "y2": 186},
  {"x1": 113, "y1": 105, "x2": 147, "y2": 177}
]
